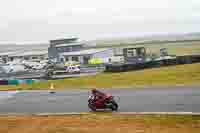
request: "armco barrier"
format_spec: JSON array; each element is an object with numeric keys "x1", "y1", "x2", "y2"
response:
[
  {"x1": 18, "y1": 80, "x2": 27, "y2": 84},
  {"x1": 0, "y1": 80, "x2": 8, "y2": 85},
  {"x1": 26, "y1": 79, "x2": 33, "y2": 84},
  {"x1": 0, "y1": 79, "x2": 47, "y2": 86},
  {"x1": 0, "y1": 79, "x2": 35, "y2": 85},
  {"x1": 8, "y1": 80, "x2": 19, "y2": 85}
]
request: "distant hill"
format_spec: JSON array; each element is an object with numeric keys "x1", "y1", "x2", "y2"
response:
[
  {"x1": 0, "y1": 43, "x2": 49, "y2": 53},
  {"x1": 0, "y1": 32, "x2": 200, "y2": 53},
  {"x1": 86, "y1": 32, "x2": 200, "y2": 47}
]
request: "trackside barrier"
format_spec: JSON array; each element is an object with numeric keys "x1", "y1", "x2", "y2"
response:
[
  {"x1": 0, "y1": 79, "x2": 44, "y2": 85},
  {"x1": 8, "y1": 80, "x2": 19, "y2": 85},
  {"x1": 0, "y1": 80, "x2": 8, "y2": 85}
]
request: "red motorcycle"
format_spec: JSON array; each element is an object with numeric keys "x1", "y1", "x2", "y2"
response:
[{"x1": 88, "y1": 94, "x2": 119, "y2": 111}]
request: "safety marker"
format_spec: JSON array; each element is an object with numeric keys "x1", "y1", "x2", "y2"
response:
[{"x1": 49, "y1": 83, "x2": 55, "y2": 94}]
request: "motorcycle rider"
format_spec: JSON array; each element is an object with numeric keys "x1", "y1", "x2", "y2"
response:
[{"x1": 91, "y1": 89, "x2": 108, "y2": 107}]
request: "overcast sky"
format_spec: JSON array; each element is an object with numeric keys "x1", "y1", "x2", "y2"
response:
[{"x1": 0, "y1": 0, "x2": 200, "y2": 43}]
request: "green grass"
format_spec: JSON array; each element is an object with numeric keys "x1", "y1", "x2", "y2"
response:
[
  {"x1": 94, "y1": 40, "x2": 200, "y2": 56},
  {"x1": 1, "y1": 63, "x2": 200, "y2": 90},
  {"x1": 145, "y1": 41, "x2": 200, "y2": 56}
]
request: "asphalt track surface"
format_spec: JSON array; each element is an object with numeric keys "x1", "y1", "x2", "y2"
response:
[{"x1": 0, "y1": 87, "x2": 200, "y2": 113}]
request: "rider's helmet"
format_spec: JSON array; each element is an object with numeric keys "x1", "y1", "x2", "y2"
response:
[{"x1": 91, "y1": 89, "x2": 98, "y2": 95}]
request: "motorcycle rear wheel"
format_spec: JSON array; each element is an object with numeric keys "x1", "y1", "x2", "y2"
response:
[{"x1": 88, "y1": 103, "x2": 96, "y2": 111}]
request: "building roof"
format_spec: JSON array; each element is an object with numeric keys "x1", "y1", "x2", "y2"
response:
[
  {"x1": 9, "y1": 50, "x2": 48, "y2": 57},
  {"x1": 55, "y1": 42, "x2": 84, "y2": 47},
  {"x1": 60, "y1": 48, "x2": 110, "y2": 56},
  {"x1": 50, "y1": 38, "x2": 78, "y2": 45}
]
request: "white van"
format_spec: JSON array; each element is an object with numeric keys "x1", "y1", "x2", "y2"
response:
[{"x1": 66, "y1": 66, "x2": 80, "y2": 74}]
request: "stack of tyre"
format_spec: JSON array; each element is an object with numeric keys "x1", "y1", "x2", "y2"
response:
[{"x1": 0, "y1": 79, "x2": 33, "y2": 85}]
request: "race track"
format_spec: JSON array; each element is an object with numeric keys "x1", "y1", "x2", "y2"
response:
[{"x1": 0, "y1": 87, "x2": 200, "y2": 113}]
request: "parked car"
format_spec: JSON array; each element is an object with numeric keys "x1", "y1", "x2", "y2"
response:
[{"x1": 66, "y1": 66, "x2": 80, "y2": 74}]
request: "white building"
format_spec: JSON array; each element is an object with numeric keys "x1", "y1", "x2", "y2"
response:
[
  {"x1": 48, "y1": 38, "x2": 114, "y2": 64},
  {"x1": 59, "y1": 48, "x2": 114, "y2": 64}
]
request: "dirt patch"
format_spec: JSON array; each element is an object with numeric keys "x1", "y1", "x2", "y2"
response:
[{"x1": 1, "y1": 114, "x2": 200, "y2": 133}]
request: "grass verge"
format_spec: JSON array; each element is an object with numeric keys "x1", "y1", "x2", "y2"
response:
[{"x1": 1, "y1": 114, "x2": 200, "y2": 133}]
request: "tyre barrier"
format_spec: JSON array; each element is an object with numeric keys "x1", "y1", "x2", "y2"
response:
[{"x1": 0, "y1": 79, "x2": 41, "y2": 85}]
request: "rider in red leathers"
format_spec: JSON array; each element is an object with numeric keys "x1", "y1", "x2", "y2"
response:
[{"x1": 91, "y1": 89, "x2": 108, "y2": 108}]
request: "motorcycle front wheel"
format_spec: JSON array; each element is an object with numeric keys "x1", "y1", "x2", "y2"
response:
[{"x1": 110, "y1": 101, "x2": 118, "y2": 111}]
